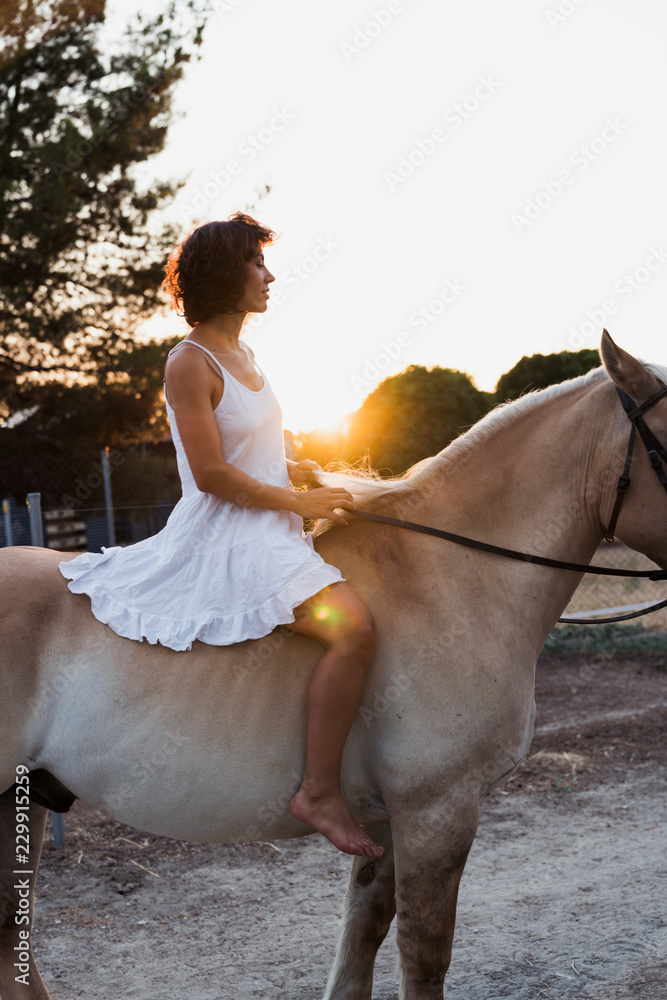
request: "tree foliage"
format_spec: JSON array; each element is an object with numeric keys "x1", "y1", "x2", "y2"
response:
[
  {"x1": 297, "y1": 365, "x2": 491, "y2": 477},
  {"x1": 0, "y1": 0, "x2": 205, "y2": 414},
  {"x1": 8, "y1": 334, "x2": 181, "y2": 449},
  {"x1": 297, "y1": 350, "x2": 602, "y2": 477},
  {"x1": 494, "y1": 349, "x2": 600, "y2": 403}
]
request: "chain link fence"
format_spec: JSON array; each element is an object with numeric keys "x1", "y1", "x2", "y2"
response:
[
  {"x1": 0, "y1": 443, "x2": 180, "y2": 551},
  {"x1": 559, "y1": 541, "x2": 667, "y2": 632}
]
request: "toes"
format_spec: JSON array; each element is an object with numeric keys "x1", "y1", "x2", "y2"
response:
[{"x1": 290, "y1": 794, "x2": 384, "y2": 859}]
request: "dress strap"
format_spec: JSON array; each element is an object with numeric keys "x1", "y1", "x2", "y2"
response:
[
  {"x1": 239, "y1": 339, "x2": 264, "y2": 376},
  {"x1": 168, "y1": 341, "x2": 227, "y2": 380}
]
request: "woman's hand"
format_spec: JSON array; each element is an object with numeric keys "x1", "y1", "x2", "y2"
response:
[
  {"x1": 287, "y1": 460, "x2": 355, "y2": 523},
  {"x1": 288, "y1": 459, "x2": 323, "y2": 488},
  {"x1": 291, "y1": 486, "x2": 356, "y2": 525}
]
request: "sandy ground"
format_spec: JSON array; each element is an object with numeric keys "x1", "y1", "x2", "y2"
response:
[{"x1": 31, "y1": 651, "x2": 667, "y2": 1000}]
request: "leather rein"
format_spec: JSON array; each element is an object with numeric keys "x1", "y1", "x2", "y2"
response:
[{"x1": 349, "y1": 384, "x2": 667, "y2": 626}]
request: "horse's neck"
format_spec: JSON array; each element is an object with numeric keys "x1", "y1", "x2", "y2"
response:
[
  {"x1": 392, "y1": 383, "x2": 608, "y2": 631},
  {"x1": 434, "y1": 384, "x2": 603, "y2": 553}
]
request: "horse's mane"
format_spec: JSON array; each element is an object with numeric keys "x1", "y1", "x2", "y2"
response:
[{"x1": 312, "y1": 360, "x2": 667, "y2": 536}]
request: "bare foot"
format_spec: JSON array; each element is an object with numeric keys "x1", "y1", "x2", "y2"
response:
[{"x1": 290, "y1": 787, "x2": 384, "y2": 858}]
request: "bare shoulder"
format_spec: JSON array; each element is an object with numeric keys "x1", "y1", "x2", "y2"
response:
[
  {"x1": 164, "y1": 343, "x2": 220, "y2": 405},
  {"x1": 165, "y1": 343, "x2": 219, "y2": 377},
  {"x1": 242, "y1": 340, "x2": 256, "y2": 358},
  {"x1": 166, "y1": 342, "x2": 206, "y2": 372}
]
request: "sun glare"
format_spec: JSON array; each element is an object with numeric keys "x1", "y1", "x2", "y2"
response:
[
  {"x1": 311, "y1": 410, "x2": 346, "y2": 434},
  {"x1": 282, "y1": 397, "x2": 348, "y2": 437}
]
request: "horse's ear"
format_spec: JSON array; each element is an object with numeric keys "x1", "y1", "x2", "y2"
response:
[{"x1": 600, "y1": 329, "x2": 661, "y2": 399}]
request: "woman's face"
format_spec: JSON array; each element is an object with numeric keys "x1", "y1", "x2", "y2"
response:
[{"x1": 235, "y1": 247, "x2": 275, "y2": 313}]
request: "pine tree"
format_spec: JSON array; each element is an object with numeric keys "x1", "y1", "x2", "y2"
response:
[{"x1": 0, "y1": 0, "x2": 206, "y2": 415}]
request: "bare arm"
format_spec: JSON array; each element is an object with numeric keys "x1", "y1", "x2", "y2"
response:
[{"x1": 165, "y1": 350, "x2": 355, "y2": 524}]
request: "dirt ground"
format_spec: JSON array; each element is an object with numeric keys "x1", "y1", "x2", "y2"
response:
[{"x1": 32, "y1": 651, "x2": 666, "y2": 1000}]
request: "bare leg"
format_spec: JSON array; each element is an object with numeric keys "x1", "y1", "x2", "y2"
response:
[{"x1": 288, "y1": 582, "x2": 383, "y2": 858}]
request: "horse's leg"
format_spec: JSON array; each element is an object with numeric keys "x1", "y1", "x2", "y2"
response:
[
  {"x1": 323, "y1": 820, "x2": 396, "y2": 1000},
  {"x1": 391, "y1": 795, "x2": 479, "y2": 1000},
  {"x1": 0, "y1": 788, "x2": 51, "y2": 1000}
]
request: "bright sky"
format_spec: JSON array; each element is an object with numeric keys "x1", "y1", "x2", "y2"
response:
[{"x1": 108, "y1": 0, "x2": 667, "y2": 433}]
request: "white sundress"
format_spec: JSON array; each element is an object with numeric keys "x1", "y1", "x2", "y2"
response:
[{"x1": 60, "y1": 340, "x2": 345, "y2": 651}]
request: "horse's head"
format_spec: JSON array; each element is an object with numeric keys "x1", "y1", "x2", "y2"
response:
[{"x1": 600, "y1": 330, "x2": 667, "y2": 568}]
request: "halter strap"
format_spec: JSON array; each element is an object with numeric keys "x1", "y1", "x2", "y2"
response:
[
  {"x1": 342, "y1": 383, "x2": 667, "y2": 626},
  {"x1": 604, "y1": 385, "x2": 667, "y2": 540},
  {"x1": 622, "y1": 385, "x2": 667, "y2": 421}
]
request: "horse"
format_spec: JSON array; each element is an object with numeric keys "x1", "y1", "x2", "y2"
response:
[{"x1": 1, "y1": 331, "x2": 666, "y2": 1000}]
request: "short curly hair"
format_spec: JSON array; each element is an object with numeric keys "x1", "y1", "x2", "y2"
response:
[{"x1": 162, "y1": 212, "x2": 277, "y2": 326}]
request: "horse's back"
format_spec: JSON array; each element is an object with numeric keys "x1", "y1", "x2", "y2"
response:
[
  {"x1": 0, "y1": 545, "x2": 85, "y2": 632},
  {"x1": 0, "y1": 541, "x2": 481, "y2": 839},
  {"x1": 0, "y1": 547, "x2": 329, "y2": 836}
]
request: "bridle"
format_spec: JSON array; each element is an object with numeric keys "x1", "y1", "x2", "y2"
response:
[
  {"x1": 603, "y1": 384, "x2": 667, "y2": 541},
  {"x1": 349, "y1": 383, "x2": 667, "y2": 625}
]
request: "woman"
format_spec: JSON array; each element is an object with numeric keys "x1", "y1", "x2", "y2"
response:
[{"x1": 61, "y1": 212, "x2": 383, "y2": 859}]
